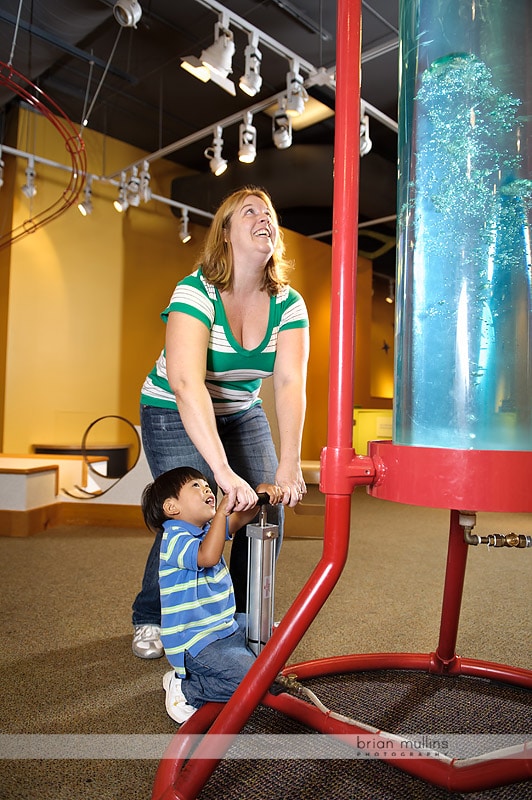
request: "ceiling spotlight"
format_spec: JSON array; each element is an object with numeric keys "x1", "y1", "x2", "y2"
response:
[
  {"x1": 139, "y1": 160, "x2": 151, "y2": 203},
  {"x1": 386, "y1": 279, "x2": 395, "y2": 304},
  {"x1": 360, "y1": 112, "x2": 372, "y2": 157},
  {"x1": 201, "y1": 19, "x2": 234, "y2": 76},
  {"x1": 179, "y1": 209, "x2": 192, "y2": 244},
  {"x1": 272, "y1": 99, "x2": 292, "y2": 150},
  {"x1": 78, "y1": 176, "x2": 93, "y2": 216},
  {"x1": 113, "y1": 0, "x2": 142, "y2": 28},
  {"x1": 21, "y1": 156, "x2": 37, "y2": 199},
  {"x1": 238, "y1": 112, "x2": 257, "y2": 164},
  {"x1": 114, "y1": 172, "x2": 129, "y2": 212},
  {"x1": 126, "y1": 165, "x2": 141, "y2": 207},
  {"x1": 180, "y1": 55, "x2": 210, "y2": 83},
  {"x1": 204, "y1": 126, "x2": 227, "y2": 177},
  {"x1": 239, "y1": 32, "x2": 262, "y2": 97},
  {"x1": 286, "y1": 61, "x2": 308, "y2": 117},
  {"x1": 181, "y1": 16, "x2": 236, "y2": 95}
]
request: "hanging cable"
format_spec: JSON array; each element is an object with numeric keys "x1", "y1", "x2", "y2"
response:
[
  {"x1": 79, "y1": 54, "x2": 96, "y2": 134},
  {"x1": 82, "y1": 27, "x2": 124, "y2": 128},
  {"x1": 7, "y1": 0, "x2": 24, "y2": 67}
]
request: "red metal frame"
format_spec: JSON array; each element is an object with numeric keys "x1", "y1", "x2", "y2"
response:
[
  {"x1": 151, "y1": 0, "x2": 531, "y2": 796},
  {"x1": 368, "y1": 441, "x2": 532, "y2": 512}
]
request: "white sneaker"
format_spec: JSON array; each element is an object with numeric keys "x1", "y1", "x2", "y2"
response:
[
  {"x1": 163, "y1": 670, "x2": 197, "y2": 723},
  {"x1": 132, "y1": 625, "x2": 164, "y2": 659}
]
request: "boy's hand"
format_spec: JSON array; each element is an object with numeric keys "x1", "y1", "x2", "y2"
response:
[
  {"x1": 256, "y1": 483, "x2": 284, "y2": 505},
  {"x1": 216, "y1": 494, "x2": 232, "y2": 517}
]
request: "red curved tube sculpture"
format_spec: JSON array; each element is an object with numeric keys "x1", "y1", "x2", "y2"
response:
[{"x1": 0, "y1": 60, "x2": 86, "y2": 251}]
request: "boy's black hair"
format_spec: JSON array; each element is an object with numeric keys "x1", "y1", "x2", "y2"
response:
[{"x1": 141, "y1": 466, "x2": 207, "y2": 533}]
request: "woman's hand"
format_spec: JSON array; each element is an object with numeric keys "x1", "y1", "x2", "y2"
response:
[
  {"x1": 214, "y1": 464, "x2": 258, "y2": 513},
  {"x1": 274, "y1": 463, "x2": 307, "y2": 508}
]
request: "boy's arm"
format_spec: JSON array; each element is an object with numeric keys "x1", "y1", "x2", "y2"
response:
[{"x1": 197, "y1": 499, "x2": 231, "y2": 568}]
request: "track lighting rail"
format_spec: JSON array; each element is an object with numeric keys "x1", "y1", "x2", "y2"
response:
[
  {"x1": 1, "y1": 143, "x2": 214, "y2": 222},
  {"x1": 103, "y1": 85, "x2": 296, "y2": 180},
  {"x1": 192, "y1": 0, "x2": 317, "y2": 76},
  {"x1": 103, "y1": 78, "x2": 397, "y2": 182},
  {"x1": 99, "y1": 2, "x2": 397, "y2": 181}
]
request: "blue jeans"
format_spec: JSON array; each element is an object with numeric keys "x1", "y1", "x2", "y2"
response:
[
  {"x1": 132, "y1": 403, "x2": 283, "y2": 625},
  {"x1": 181, "y1": 614, "x2": 255, "y2": 708}
]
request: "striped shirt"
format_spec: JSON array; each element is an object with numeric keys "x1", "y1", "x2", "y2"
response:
[
  {"x1": 141, "y1": 268, "x2": 309, "y2": 415},
  {"x1": 159, "y1": 518, "x2": 237, "y2": 677}
]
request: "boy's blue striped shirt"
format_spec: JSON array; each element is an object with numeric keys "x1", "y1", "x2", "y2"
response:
[{"x1": 159, "y1": 518, "x2": 237, "y2": 677}]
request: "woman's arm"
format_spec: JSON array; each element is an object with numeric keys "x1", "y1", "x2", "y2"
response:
[
  {"x1": 165, "y1": 311, "x2": 258, "y2": 511},
  {"x1": 273, "y1": 325, "x2": 310, "y2": 507}
]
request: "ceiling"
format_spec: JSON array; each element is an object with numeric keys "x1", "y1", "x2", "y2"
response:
[{"x1": 0, "y1": 0, "x2": 399, "y2": 275}]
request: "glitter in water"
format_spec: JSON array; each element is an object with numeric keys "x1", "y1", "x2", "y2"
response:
[{"x1": 394, "y1": 52, "x2": 532, "y2": 451}]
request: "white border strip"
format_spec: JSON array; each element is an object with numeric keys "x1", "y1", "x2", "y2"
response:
[{"x1": 0, "y1": 734, "x2": 529, "y2": 761}]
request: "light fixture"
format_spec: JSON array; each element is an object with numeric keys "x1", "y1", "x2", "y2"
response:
[
  {"x1": 113, "y1": 172, "x2": 129, "y2": 212},
  {"x1": 386, "y1": 279, "x2": 395, "y2": 304},
  {"x1": 204, "y1": 126, "x2": 227, "y2": 176},
  {"x1": 238, "y1": 112, "x2": 257, "y2": 164},
  {"x1": 21, "y1": 156, "x2": 37, "y2": 199},
  {"x1": 78, "y1": 176, "x2": 93, "y2": 216},
  {"x1": 179, "y1": 209, "x2": 192, "y2": 244},
  {"x1": 239, "y1": 32, "x2": 262, "y2": 97},
  {"x1": 126, "y1": 165, "x2": 141, "y2": 207},
  {"x1": 113, "y1": 0, "x2": 142, "y2": 28},
  {"x1": 0, "y1": 147, "x2": 4, "y2": 189},
  {"x1": 182, "y1": 16, "x2": 236, "y2": 96},
  {"x1": 272, "y1": 99, "x2": 292, "y2": 149},
  {"x1": 285, "y1": 60, "x2": 308, "y2": 117},
  {"x1": 180, "y1": 55, "x2": 210, "y2": 83},
  {"x1": 360, "y1": 112, "x2": 372, "y2": 157},
  {"x1": 139, "y1": 160, "x2": 151, "y2": 203}
]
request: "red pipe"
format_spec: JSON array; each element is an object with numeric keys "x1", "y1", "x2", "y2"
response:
[
  {"x1": 433, "y1": 509, "x2": 469, "y2": 669},
  {"x1": 327, "y1": 0, "x2": 360, "y2": 454},
  {"x1": 280, "y1": 653, "x2": 532, "y2": 690},
  {"x1": 151, "y1": 0, "x2": 363, "y2": 797},
  {"x1": 264, "y1": 692, "x2": 532, "y2": 792}
]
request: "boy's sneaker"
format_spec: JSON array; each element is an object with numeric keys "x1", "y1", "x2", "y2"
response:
[
  {"x1": 132, "y1": 625, "x2": 164, "y2": 659},
  {"x1": 163, "y1": 670, "x2": 197, "y2": 724}
]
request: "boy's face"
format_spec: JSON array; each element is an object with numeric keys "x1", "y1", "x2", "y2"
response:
[{"x1": 166, "y1": 477, "x2": 216, "y2": 527}]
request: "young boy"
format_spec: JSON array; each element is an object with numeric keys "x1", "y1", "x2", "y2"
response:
[{"x1": 141, "y1": 466, "x2": 283, "y2": 723}]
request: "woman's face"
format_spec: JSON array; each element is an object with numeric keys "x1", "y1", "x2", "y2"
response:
[{"x1": 226, "y1": 194, "x2": 278, "y2": 263}]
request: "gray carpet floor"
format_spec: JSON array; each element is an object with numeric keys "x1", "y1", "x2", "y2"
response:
[{"x1": 0, "y1": 490, "x2": 530, "y2": 799}]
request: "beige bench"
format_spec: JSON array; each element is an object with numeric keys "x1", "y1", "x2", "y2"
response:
[{"x1": 284, "y1": 460, "x2": 324, "y2": 539}]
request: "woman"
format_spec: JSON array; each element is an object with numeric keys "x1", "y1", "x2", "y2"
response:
[{"x1": 132, "y1": 185, "x2": 309, "y2": 659}]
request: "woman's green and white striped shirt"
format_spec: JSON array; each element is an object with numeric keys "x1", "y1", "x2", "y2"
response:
[{"x1": 141, "y1": 268, "x2": 309, "y2": 416}]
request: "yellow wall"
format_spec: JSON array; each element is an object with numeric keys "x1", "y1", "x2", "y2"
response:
[
  {"x1": 2, "y1": 107, "x2": 391, "y2": 464},
  {"x1": 3, "y1": 108, "x2": 192, "y2": 452},
  {"x1": 370, "y1": 279, "x2": 395, "y2": 400}
]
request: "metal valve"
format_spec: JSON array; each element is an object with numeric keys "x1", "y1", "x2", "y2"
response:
[{"x1": 459, "y1": 511, "x2": 532, "y2": 548}]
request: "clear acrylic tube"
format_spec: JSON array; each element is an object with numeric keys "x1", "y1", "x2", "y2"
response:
[{"x1": 394, "y1": 0, "x2": 532, "y2": 450}]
